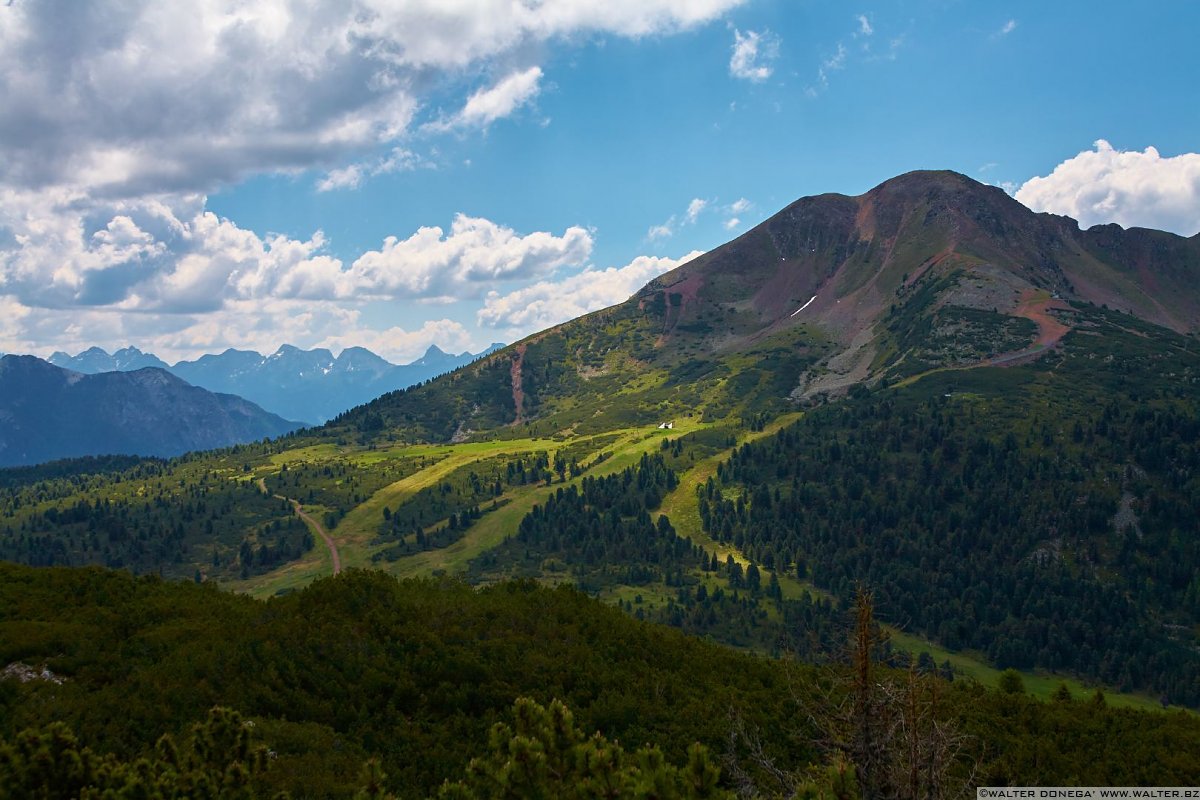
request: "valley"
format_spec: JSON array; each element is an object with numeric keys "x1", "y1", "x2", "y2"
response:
[
  {"x1": 4, "y1": 171, "x2": 1200, "y2": 796},
  {"x1": 228, "y1": 381, "x2": 1180, "y2": 713},
  {"x1": 6, "y1": 1, "x2": 1200, "y2": 793}
]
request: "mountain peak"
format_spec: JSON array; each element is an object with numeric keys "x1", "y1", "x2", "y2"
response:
[
  {"x1": 47, "y1": 346, "x2": 168, "y2": 374},
  {"x1": 870, "y1": 168, "x2": 979, "y2": 191},
  {"x1": 858, "y1": 169, "x2": 1019, "y2": 225}
]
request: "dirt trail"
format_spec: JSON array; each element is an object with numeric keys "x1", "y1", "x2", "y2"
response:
[
  {"x1": 893, "y1": 291, "x2": 1074, "y2": 387},
  {"x1": 1013, "y1": 290, "x2": 1072, "y2": 348},
  {"x1": 257, "y1": 477, "x2": 341, "y2": 576},
  {"x1": 987, "y1": 290, "x2": 1072, "y2": 366}
]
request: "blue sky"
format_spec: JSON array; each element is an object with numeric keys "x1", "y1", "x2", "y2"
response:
[{"x1": 1, "y1": 0, "x2": 1198, "y2": 363}]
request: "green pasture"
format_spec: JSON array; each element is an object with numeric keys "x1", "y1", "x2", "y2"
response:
[
  {"x1": 237, "y1": 406, "x2": 1181, "y2": 715},
  {"x1": 236, "y1": 421, "x2": 706, "y2": 596}
]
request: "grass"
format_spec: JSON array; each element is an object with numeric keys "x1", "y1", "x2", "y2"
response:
[
  {"x1": 884, "y1": 629, "x2": 1174, "y2": 712},
  {"x1": 385, "y1": 423, "x2": 707, "y2": 579},
  {"x1": 238, "y1": 443, "x2": 538, "y2": 596},
  {"x1": 235, "y1": 409, "x2": 1188, "y2": 714},
  {"x1": 601, "y1": 583, "x2": 677, "y2": 613},
  {"x1": 234, "y1": 422, "x2": 707, "y2": 596},
  {"x1": 268, "y1": 444, "x2": 345, "y2": 465},
  {"x1": 650, "y1": 411, "x2": 1178, "y2": 714},
  {"x1": 654, "y1": 411, "x2": 831, "y2": 607}
]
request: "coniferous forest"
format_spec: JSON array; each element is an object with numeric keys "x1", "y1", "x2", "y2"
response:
[
  {"x1": 704, "y1": 347, "x2": 1200, "y2": 705},
  {"x1": 4, "y1": 563, "x2": 1200, "y2": 799}
]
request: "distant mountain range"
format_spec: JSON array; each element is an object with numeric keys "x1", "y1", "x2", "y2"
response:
[
  {"x1": 47, "y1": 343, "x2": 504, "y2": 424},
  {"x1": 0, "y1": 356, "x2": 300, "y2": 467}
]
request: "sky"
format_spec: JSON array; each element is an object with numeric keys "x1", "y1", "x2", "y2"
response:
[{"x1": 1, "y1": 0, "x2": 1198, "y2": 364}]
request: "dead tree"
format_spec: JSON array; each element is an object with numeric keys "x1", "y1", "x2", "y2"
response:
[{"x1": 725, "y1": 584, "x2": 977, "y2": 800}]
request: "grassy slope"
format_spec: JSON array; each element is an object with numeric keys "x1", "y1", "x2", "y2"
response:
[
  {"x1": 234, "y1": 421, "x2": 711, "y2": 598},
  {"x1": 236, "y1": 396, "x2": 1175, "y2": 712},
  {"x1": 652, "y1": 401, "x2": 1173, "y2": 712}
]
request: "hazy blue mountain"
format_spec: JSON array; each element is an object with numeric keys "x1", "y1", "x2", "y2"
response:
[
  {"x1": 46, "y1": 343, "x2": 506, "y2": 424},
  {"x1": 0, "y1": 356, "x2": 300, "y2": 467},
  {"x1": 49, "y1": 346, "x2": 169, "y2": 373}
]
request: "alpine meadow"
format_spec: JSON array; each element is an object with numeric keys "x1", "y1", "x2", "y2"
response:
[{"x1": 2, "y1": 2, "x2": 1200, "y2": 798}]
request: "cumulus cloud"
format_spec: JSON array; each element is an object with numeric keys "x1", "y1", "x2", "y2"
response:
[
  {"x1": 856, "y1": 14, "x2": 873, "y2": 36},
  {"x1": 1015, "y1": 140, "x2": 1200, "y2": 236},
  {"x1": 0, "y1": 0, "x2": 745, "y2": 358},
  {"x1": 0, "y1": 182, "x2": 594, "y2": 358},
  {"x1": 2, "y1": 190, "x2": 592, "y2": 310},
  {"x1": 0, "y1": 293, "x2": 304, "y2": 363},
  {"x1": 3, "y1": 293, "x2": 475, "y2": 365},
  {"x1": 0, "y1": 295, "x2": 33, "y2": 354},
  {"x1": 0, "y1": 0, "x2": 743, "y2": 199},
  {"x1": 0, "y1": 189, "x2": 355, "y2": 314},
  {"x1": 478, "y1": 251, "x2": 703, "y2": 334},
  {"x1": 730, "y1": 29, "x2": 779, "y2": 82},
  {"x1": 723, "y1": 217, "x2": 741, "y2": 230},
  {"x1": 317, "y1": 318, "x2": 475, "y2": 363},
  {"x1": 997, "y1": 19, "x2": 1017, "y2": 36},
  {"x1": 347, "y1": 215, "x2": 593, "y2": 301}
]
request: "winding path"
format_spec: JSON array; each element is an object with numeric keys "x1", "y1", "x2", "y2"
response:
[
  {"x1": 257, "y1": 477, "x2": 342, "y2": 576},
  {"x1": 985, "y1": 290, "x2": 1072, "y2": 366}
]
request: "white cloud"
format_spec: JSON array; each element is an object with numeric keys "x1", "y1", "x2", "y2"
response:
[
  {"x1": 456, "y1": 67, "x2": 544, "y2": 128},
  {"x1": 647, "y1": 223, "x2": 675, "y2": 240},
  {"x1": 315, "y1": 166, "x2": 367, "y2": 193},
  {"x1": 317, "y1": 318, "x2": 475, "y2": 363},
  {"x1": 347, "y1": 214, "x2": 593, "y2": 300},
  {"x1": 478, "y1": 251, "x2": 703, "y2": 334},
  {"x1": 4, "y1": 295, "x2": 477, "y2": 365},
  {"x1": 808, "y1": 13, "x2": 903, "y2": 95},
  {"x1": 111, "y1": 299, "x2": 367, "y2": 363},
  {"x1": 878, "y1": 34, "x2": 905, "y2": 62},
  {"x1": 316, "y1": 148, "x2": 426, "y2": 192},
  {"x1": 0, "y1": 1, "x2": 744, "y2": 200},
  {"x1": 0, "y1": 0, "x2": 747, "y2": 359},
  {"x1": 820, "y1": 43, "x2": 848, "y2": 82},
  {"x1": 648, "y1": 196, "x2": 711, "y2": 240},
  {"x1": 721, "y1": 198, "x2": 751, "y2": 230},
  {"x1": 730, "y1": 29, "x2": 779, "y2": 82},
  {"x1": 1015, "y1": 140, "x2": 1200, "y2": 236},
  {"x1": 998, "y1": 19, "x2": 1017, "y2": 36},
  {"x1": 0, "y1": 295, "x2": 33, "y2": 355},
  {"x1": 0, "y1": 185, "x2": 593, "y2": 333}
]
